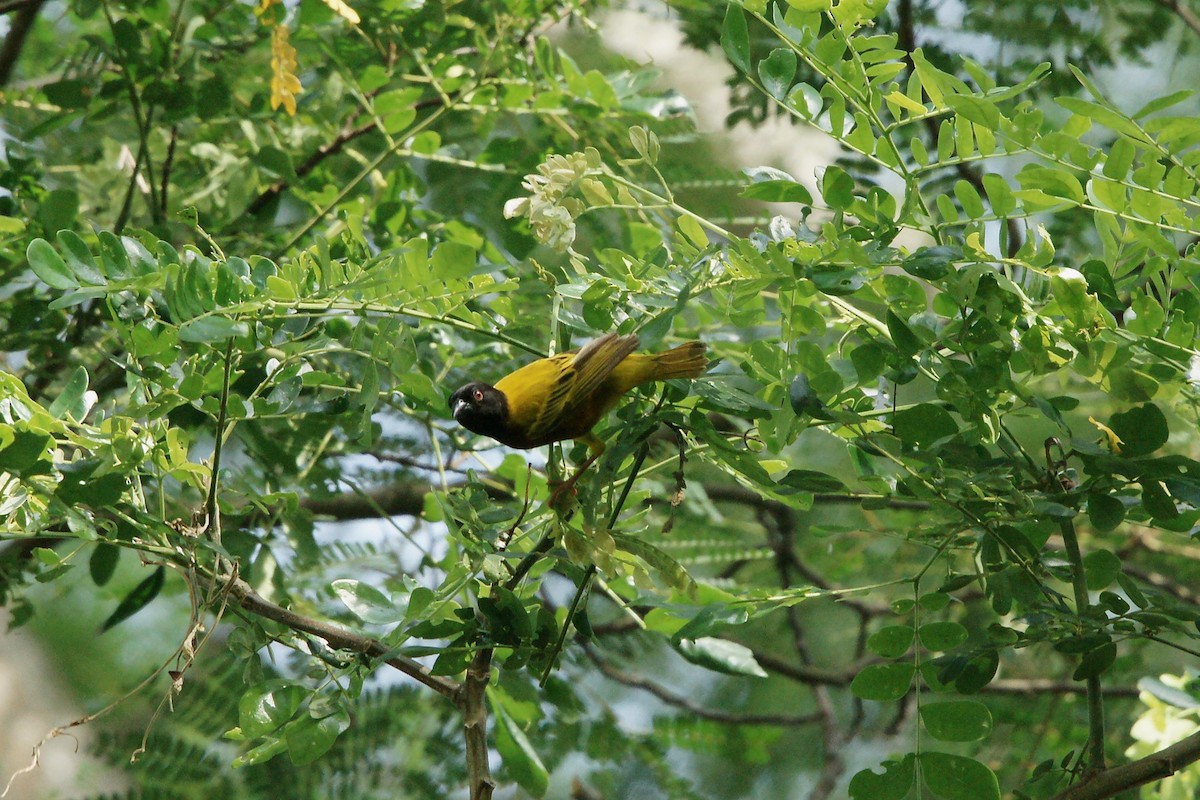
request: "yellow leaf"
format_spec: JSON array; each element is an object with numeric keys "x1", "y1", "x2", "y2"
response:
[
  {"x1": 1088, "y1": 416, "x2": 1124, "y2": 453},
  {"x1": 884, "y1": 89, "x2": 927, "y2": 116},
  {"x1": 321, "y1": 0, "x2": 361, "y2": 24},
  {"x1": 269, "y1": 24, "x2": 301, "y2": 116}
]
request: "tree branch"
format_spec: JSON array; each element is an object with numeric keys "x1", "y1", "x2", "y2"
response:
[
  {"x1": 1050, "y1": 729, "x2": 1200, "y2": 800},
  {"x1": 0, "y1": 0, "x2": 42, "y2": 87},
  {"x1": 586, "y1": 646, "x2": 824, "y2": 726},
  {"x1": 240, "y1": 119, "x2": 376, "y2": 218},
  {"x1": 300, "y1": 476, "x2": 930, "y2": 522},
  {"x1": 0, "y1": 0, "x2": 39, "y2": 15},
  {"x1": 460, "y1": 648, "x2": 495, "y2": 800},
  {"x1": 1156, "y1": 0, "x2": 1200, "y2": 37},
  {"x1": 227, "y1": 576, "x2": 461, "y2": 699},
  {"x1": 1059, "y1": 516, "x2": 1107, "y2": 773}
]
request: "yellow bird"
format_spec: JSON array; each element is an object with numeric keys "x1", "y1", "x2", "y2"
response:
[{"x1": 449, "y1": 333, "x2": 707, "y2": 460}]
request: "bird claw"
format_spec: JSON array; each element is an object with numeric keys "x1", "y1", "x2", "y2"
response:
[
  {"x1": 547, "y1": 452, "x2": 600, "y2": 511},
  {"x1": 547, "y1": 477, "x2": 581, "y2": 511}
]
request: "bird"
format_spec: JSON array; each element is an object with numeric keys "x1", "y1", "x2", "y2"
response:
[{"x1": 448, "y1": 333, "x2": 707, "y2": 468}]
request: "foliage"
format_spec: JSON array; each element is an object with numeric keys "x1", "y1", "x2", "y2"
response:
[{"x1": 3, "y1": 0, "x2": 1200, "y2": 799}]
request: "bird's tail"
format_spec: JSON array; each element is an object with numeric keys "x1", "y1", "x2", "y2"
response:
[{"x1": 649, "y1": 341, "x2": 708, "y2": 381}]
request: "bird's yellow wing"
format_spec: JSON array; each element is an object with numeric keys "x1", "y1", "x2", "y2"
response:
[{"x1": 496, "y1": 333, "x2": 639, "y2": 446}]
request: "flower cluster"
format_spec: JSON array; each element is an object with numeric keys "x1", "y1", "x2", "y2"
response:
[{"x1": 504, "y1": 148, "x2": 608, "y2": 252}]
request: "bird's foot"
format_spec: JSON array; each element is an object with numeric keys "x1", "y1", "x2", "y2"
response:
[{"x1": 547, "y1": 453, "x2": 600, "y2": 511}]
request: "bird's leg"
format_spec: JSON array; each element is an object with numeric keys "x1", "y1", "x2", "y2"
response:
[{"x1": 548, "y1": 435, "x2": 605, "y2": 507}]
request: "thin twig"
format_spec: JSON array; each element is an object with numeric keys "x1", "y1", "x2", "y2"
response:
[
  {"x1": 203, "y1": 339, "x2": 235, "y2": 545},
  {"x1": 587, "y1": 647, "x2": 823, "y2": 727},
  {"x1": 160, "y1": 125, "x2": 178, "y2": 217},
  {"x1": 1059, "y1": 515, "x2": 1107, "y2": 774},
  {"x1": 538, "y1": 444, "x2": 652, "y2": 685}
]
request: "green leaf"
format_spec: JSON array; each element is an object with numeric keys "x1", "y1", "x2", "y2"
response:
[
  {"x1": 47, "y1": 366, "x2": 91, "y2": 420},
  {"x1": 231, "y1": 736, "x2": 287, "y2": 768},
  {"x1": 1083, "y1": 549, "x2": 1121, "y2": 590},
  {"x1": 821, "y1": 166, "x2": 855, "y2": 209},
  {"x1": 238, "y1": 682, "x2": 306, "y2": 739},
  {"x1": 492, "y1": 694, "x2": 549, "y2": 797},
  {"x1": 254, "y1": 146, "x2": 297, "y2": 180},
  {"x1": 479, "y1": 585, "x2": 535, "y2": 644},
  {"x1": 954, "y1": 651, "x2": 999, "y2": 693},
  {"x1": 721, "y1": 4, "x2": 751, "y2": 74},
  {"x1": 1017, "y1": 165, "x2": 1085, "y2": 205},
  {"x1": 178, "y1": 316, "x2": 249, "y2": 343},
  {"x1": 1056, "y1": 96, "x2": 1150, "y2": 144},
  {"x1": 919, "y1": 621, "x2": 968, "y2": 651},
  {"x1": 788, "y1": 373, "x2": 826, "y2": 417},
  {"x1": 1132, "y1": 89, "x2": 1193, "y2": 120},
  {"x1": 920, "y1": 752, "x2": 1000, "y2": 800},
  {"x1": 981, "y1": 173, "x2": 1016, "y2": 216},
  {"x1": 920, "y1": 700, "x2": 993, "y2": 742},
  {"x1": 431, "y1": 240, "x2": 476, "y2": 281},
  {"x1": 849, "y1": 754, "x2": 916, "y2": 800},
  {"x1": 97, "y1": 231, "x2": 132, "y2": 280},
  {"x1": 331, "y1": 578, "x2": 404, "y2": 624},
  {"x1": 919, "y1": 592, "x2": 951, "y2": 611},
  {"x1": 1127, "y1": 293, "x2": 1165, "y2": 336},
  {"x1": 945, "y1": 94, "x2": 999, "y2": 128},
  {"x1": 1138, "y1": 676, "x2": 1200, "y2": 708},
  {"x1": 89, "y1": 543, "x2": 119, "y2": 586},
  {"x1": 0, "y1": 430, "x2": 52, "y2": 474},
  {"x1": 100, "y1": 566, "x2": 164, "y2": 632},
  {"x1": 758, "y1": 47, "x2": 797, "y2": 100},
  {"x1": 675, "y1": 637, "x2": 768, "y2": 677},
  {"x1": 1087, "y1": 492, "x2": 1125, "y2": 532},
  {"x1": 284, "y1": 707, "x2": 351, "y2": 765},
  {"x1": 954, "y1": 180, "x2": 985, "y2": 218},
  {"x1": 1073, "y1": 641, "x2": 1117, "y2": 681},
  {"x1": 832, "y1": 0, "x2": 888, "y2": 27},
  {"x1": 40, "y1": 188, "x2": 79, "y2": 233},
  {"x1": 27, "y1": 238, "x2": 78, "y2": 290},
  {"x1": 901, "y1": 246, "x2": 956, "y2": 280},
  {"x1": 867, "y1": 625, "x2": 915, "y2": 658},
  {"x1": 886, "y1": 308, "x2": 922, "y2": 356},
  {"x1": 57, "y1": 471, "x2": 128, "y2": 512},
  {"x1": 44, "y1": 80, "x2": 91, "y2": 109},
  {"x1": 741, "y1": 179, "x2": 814, "y2": 205},
  {"x1": 851, "y1": 663, "x2": 915, "y2": 701},
  {"x1": 1142, "y1": 479, "x2": 1178, "y2": 520},
  {"x1": 55, "y1": 230, "x2": 106, "y2": 285},
  {"x1": 1108, "y1": 403, "x2": 1168, "y2": 457},
  {"x1": 778, "y1": 469, "x2": 845, "y2": 493},
  {"x1": 1117, "y1": 573, "x2": 1148, "y2": 609},
  {"x1": 695, "y1": 374, "x2": 776, "y2": 417},
  {"x1": 939, "y1": 574, "x2": 979, "y2": 594},
  {"x1": 611, "y1": 534, "x2": 695, "y2": 594},
  {"x1": 893, "y1": 403, "x2": 957, "y2": 448}
]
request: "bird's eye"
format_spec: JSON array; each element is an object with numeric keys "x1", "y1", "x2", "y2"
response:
[{"x1": 473, "y1": 389, "x2": 484, "y2": 402}]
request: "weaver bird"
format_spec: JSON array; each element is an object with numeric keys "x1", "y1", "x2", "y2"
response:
[{"x1": 449, "y1": 333, "x2": 707, "y2": 465}]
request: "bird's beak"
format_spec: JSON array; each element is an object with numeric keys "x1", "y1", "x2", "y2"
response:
[{"x1": 452, "y1": 398, "x2": 468, "y2": 418}]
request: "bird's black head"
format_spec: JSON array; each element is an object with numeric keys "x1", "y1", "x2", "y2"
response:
[{"x1": 449, "y1": 382, "x2": 509, "y2": 440}]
